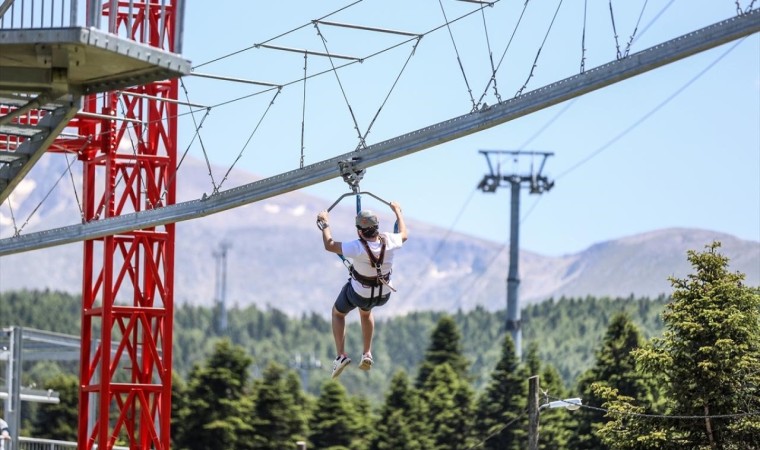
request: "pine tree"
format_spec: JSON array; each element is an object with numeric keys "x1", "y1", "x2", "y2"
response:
[
  {"x1": 370, "y1": 370, "x2": 432, "y2": 450},
  {"x1": 309, "y1": 380, "x2": 360, "y2": 450},
  {"x1": 172, "y1": 339, "x2": 253, "y2": 450},
  {"x1": 249, "y1": 362, "x2": 309, "y2": 450},
  {"x1": 598, "y1": 242, "x2": 760, "y2": 449},
  {"x1": 572, "y1": 313, "x2": 659, "y2": 450},
  {"x1": 475, "y1": 334, "x2": 525, "y2": 450},
  {"x1": 421, "y1": 363, "x2": 476, "y2": 449},
  {"x1": 416, "y1": 315, "x2": 470, "y2": 388},
  {"x1": 30, "y1": 373, "x2": 78, "y2": 441}
]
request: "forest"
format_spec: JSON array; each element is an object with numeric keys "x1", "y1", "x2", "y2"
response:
[{"x1": 1, "y1": 243, "x2": 758, "y2": 449}]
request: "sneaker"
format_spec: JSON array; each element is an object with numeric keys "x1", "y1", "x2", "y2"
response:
[
  {"x1": 358, "y1": 352, "x2": 373, "y2": 371},
  {"x1": 332, "y1": 354, "x2": 351, "y2": 379}
]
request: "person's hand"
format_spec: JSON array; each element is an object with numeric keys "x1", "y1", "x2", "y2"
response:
[
  {"x1": 1, "y1": 431, "x2": 9, "y2": 440},
  {"x1": 316, "y1": 210, "x2": 330, "y2": 230},
  {"x1": 390, "y1": 202, "x2": 402, "y2": 214}
]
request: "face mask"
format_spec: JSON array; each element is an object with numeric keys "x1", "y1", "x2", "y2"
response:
[{"x1": 360, "y1": 227, "x2": 379, "y2": 238}]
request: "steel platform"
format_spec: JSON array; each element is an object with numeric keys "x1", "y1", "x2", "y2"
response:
[{"x1": 0, "y1": 26, "x2": 191, "y2": 95}]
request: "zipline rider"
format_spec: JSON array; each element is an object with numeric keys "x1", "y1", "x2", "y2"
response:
[{"x1": 317, "y1": 201, "x2": 408, "y2": 379}]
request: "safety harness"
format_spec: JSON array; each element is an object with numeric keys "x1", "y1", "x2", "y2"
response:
[{"x1": 349, "y1": 234, "x2": 396, "y2": 298}]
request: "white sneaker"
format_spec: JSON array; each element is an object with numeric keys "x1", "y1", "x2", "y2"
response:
[
  {"x1": 332, "y1": 354, "x2": 351, "y2": 379},
  {"x1": 358, "y1": 352, "x2": 373, "y2": 371}
]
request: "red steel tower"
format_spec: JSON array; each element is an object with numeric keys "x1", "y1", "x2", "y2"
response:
[{"x1": 73, "y1": 2, "x2": 180, "y2": 448}]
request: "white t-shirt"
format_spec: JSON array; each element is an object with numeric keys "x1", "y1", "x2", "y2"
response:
[{"x1": 341, "y1": 231, "x2": 404, "y2": 298}]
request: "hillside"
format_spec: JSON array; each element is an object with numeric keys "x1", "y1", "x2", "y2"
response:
[{"x1": 0, "y1": 154, "x2": 758, "y2": 316}]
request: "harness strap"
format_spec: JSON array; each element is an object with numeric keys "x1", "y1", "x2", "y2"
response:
[{"x1": 350, "y1": 235, "x2": 397, "y2": 296}]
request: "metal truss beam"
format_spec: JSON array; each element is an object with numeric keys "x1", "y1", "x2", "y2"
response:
[{"x1": 0, "y1": 9, "x2": 758, "y2": 257}]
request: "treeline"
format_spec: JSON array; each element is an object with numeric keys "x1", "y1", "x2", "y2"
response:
[
  {"x1": 2, "y1": 243, "x2": 759, "y2": 449},
  {"x1": 0, "y1": 290, "x2": 667, "y2": 399}
]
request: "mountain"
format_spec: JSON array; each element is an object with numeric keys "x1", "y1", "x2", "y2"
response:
[{"x1": 1, "y1": 155, "x2": 758, "y2": 317}]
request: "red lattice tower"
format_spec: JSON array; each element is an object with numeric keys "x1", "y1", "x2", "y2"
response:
[{"x1": 48, "y1": 2, "x2": 180, "y2": 448}]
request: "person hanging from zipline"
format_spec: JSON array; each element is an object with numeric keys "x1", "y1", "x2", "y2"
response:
[{"x1": 317, "y1": 201, "x2": 408, "y2": 378}]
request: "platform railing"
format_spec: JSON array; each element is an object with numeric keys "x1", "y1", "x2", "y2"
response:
[
  {"x1": 0, "y1": 0, "x2": 185, "y2": 53},
  {"x1": 0, "y1": 0, "x2": 77, "y2": 29}
]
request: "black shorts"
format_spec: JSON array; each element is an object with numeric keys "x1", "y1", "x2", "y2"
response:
[{"x1": 334, "y1": 281, "x2": 390, "y2": 314}]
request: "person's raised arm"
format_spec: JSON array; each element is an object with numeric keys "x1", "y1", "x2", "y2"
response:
[
  {"x1": 390, "y1": 201, "x2": 408, "y2": 242},
  {"x1": 317, "y1": 210, "x2": 343, "y2": 254}
]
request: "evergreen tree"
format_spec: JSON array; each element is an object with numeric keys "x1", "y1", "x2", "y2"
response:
[
  {"x1": 537, "y1": 364, "x2": 574, "y2": 450},
  {"x1": 309, "y1": 380, "x2": 360, "y2": 450},
  {"x1": 475, "y1": 334, "x2": 525, "y2": 450},
  {"x1": 30, "y1": 373, "x2": 78, "y2": 441},
  {"x1": 173, "y1": 339, "x2": 253, "y2": 450},
  {"x1": 598, "y1": 242, "x2": 760, "y2": 449},
  {"x1": 249, "y1": 362, "x2": 309, "y2": 450},
  {"x1": 370, "y1": 370, "x2": 432, "y2": 450},
  {"x1": 416, "y1": 315, "x2": 469, "y2": 388},
  {"x1": 572, "y1": 313, "x2": 659, "y2": 450},
  {"x1": 421, "y1": 363, "x2": 476, "y2": 450}
]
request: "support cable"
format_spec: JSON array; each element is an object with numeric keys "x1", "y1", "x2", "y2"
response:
[
  {"x1": 192, "y1": 0, "x2": 364, "y2": 70},
  {"x1": 180, "y1": 78, "x2": 219, "y2": 193},
  {"x1": 155, "y1": 107, "x2": 212, "y2": 208},
  {"x1": 465, "y1": 408, "x2": 528, "y2": 450},
  {"x1": 438, "y1": 0, "x2": 477, "y2": 111},
  {"x1": 64, "y1": 151, "x2": 84, "y2": 221},
  {"x1": 313, "y1": 22, "x2": 366, "y2": 148},
  {"x1": 480, "y1": 5, "x2": 500, "y2": 101},
  {"x1": 300, "y1": 53, "x2": 308, "y2": 169},
  {"x1": 609, "y1": 0, "x2": 623, "y2": 59},
  {"x1": 118, "y1": 95, "x2": 151, "y2": 204},
  {"x1": 581, "y1": 0, "x2": 588, "y2": 73},
  {"x1": 403, "y1": 99, "x2": 573, "y2": 303},
  {"x1": 476, "y1": 0, "x2": 529, "y2": 106},
  {"x1": 515, "y1": 0, "x2": 565, "y2": 97},
  {"x1": 623, "y1": 0, "x2": 649, "y2": 57},
  {"x1": 216, "y1": 88, "x2": 282, "y2": 193},
  {"x1": 13, "y1": 150, "x2": 79, "y2": 236},
  {"x1": 737, "y1": 0, "x2": 758, "y2": 15},
  {"x1": 3, "y1": 196, "x2": 18, "y2": 236},
  {"x1": 556, "y1": 38, "x2": 743, "y2": 181},
  {"x1": 356, "y1": 37, "x2": 422, "y2": 151},
  {"x1": 633, "y1": 0, "x2": 676, "y2": 47}
]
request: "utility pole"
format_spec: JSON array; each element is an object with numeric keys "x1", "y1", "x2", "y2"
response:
[
  {"x1": 213, "y1": 241, "x2": 232, "y2": 333},
  {"x1": 477, "y1": 150, "x2": 554, "y2": 357},
  {"x1": 528, "y1": 375, "x2": 540, "y2": 450}
]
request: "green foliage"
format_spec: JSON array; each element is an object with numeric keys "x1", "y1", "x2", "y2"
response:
[
  {"x1": 29, "y1": 373, "x2": 78, "y2": 441},
  {"x1": 415, "y1": 315, "x2": 470, "y2": 388},
  {"x1": 309, "y1": 381, "x2": 362, "y2": 450},
  {"x1": 370, "y1": 370, "x2": 432, "y2": 450},
  {"x1": 249, "y1": 362, "x2": 310, "y2": 450},
  {"x1": 597, "y1": 242, "x2": 760, "y2": 449},
  {"x1": 419, "y1": 363, "x2": 476, "y2": 450},
  {"x1": 475, "y1": 334, "x2": 525, "y2": 450},
  {"x1": 572, "y1": 313, "x2": 661, "y2": 450},
  {"x1": 172, "y1": 340, "x2": 254, "y2": 450}
]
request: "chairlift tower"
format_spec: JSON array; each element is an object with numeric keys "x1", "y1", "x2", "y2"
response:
[
  {"x1": 477, "y1": 150, "x2": 554, "y2": 358},
  {"x1": 214, "y1": 241, "x2": 232, "y2": 333}
]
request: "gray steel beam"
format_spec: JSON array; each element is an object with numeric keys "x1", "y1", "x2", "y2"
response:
[{"x1": 0, "y1": 9, "x2": 758, "y2": 256}]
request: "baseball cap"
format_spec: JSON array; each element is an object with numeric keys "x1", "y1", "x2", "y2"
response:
[{"x1": 356, "y1": 210, "x2": 379, "y2": 228}]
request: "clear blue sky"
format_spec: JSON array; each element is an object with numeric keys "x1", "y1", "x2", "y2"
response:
[{"x1": 179, "y1": 0, "x2": 759, "y2": 256}]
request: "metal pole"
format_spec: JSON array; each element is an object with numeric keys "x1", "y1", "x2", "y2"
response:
[
  {"x1": 7, "y1": 327, "x2": 20, "y2": 450},
  {"x1": 507, "y1": 178, "x2": 522, "y2": 357},
  {"x1": 528, "y1": 375, "x2": 540, "y2": 450}
]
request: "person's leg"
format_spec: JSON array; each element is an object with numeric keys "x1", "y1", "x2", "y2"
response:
[
  {"x1": 358, "y1": 308, "x2": 374, "y2": 355},
  {"x1": 332, "y1": 305, "x2": 348, "y2": 356}
]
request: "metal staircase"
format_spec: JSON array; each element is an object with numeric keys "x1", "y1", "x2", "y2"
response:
[
  {"x1": 0, "y1": 0, "x2": 191, "y2": 206},
  {"x1": 0, "y1": 92, "x2": 79, "y2": 205}
]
